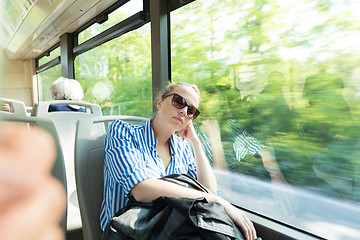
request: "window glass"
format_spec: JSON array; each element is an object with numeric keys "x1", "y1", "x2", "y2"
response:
[
  {"x1": 37, "y1": 64, "x2": 61, "y2": 101},
  {"x1": 78, "y1": 0, "x2": 143, "y2": 45},
  {"x1": 38, "y1": 46, "x2": 60, "y2": 66},
  {"x1": 171, "y1": 1, "x2": 360, "y2": 239},
  {"x1": 1, "y1": 0, "x2": 37, "y2": 43},
  {"x1": 75, "y1": 23, "x2": 152, "y2": 117}
]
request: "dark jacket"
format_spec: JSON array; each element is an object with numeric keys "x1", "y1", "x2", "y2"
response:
[
  {"x1": 48, "y1": 104, "x2": 85, "y2": 112},
  {"x1": 102, "y1": 174, "x2": 244, "y2": 240}
]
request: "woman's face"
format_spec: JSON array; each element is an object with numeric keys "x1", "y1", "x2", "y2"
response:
[{"x1": 157, "y1": 85, "x2": 200, "y2": 131}]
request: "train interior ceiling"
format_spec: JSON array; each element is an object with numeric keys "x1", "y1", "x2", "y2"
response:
[{"x1": 1, "y1": 0, "x2": 360, "y2": 240}]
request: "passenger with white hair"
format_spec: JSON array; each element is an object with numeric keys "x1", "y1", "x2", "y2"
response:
[{"x1": 48, "y1": 77, "x2": 85, "y2": 112}]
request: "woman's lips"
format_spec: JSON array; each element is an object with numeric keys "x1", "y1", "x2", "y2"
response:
[{"x1": 174, "y1": 117, "x2": 183, "y2": 124}]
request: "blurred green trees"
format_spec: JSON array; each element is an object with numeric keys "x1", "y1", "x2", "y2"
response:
[{"x1": 67, "y1": 0, "x2": 359, "y2": 200}]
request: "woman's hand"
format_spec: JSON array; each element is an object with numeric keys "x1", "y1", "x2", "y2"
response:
[
  {"x1": 207, "y1": 194, "x2": 257, "y2": 240},
  {"x1": 176, "y1": 122, "x2": 199, "y2": 143},
  {"x1": 224, "y1": 203, "x2": 257, "y2": 240}
]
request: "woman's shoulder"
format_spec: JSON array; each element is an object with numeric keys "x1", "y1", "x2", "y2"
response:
[
  {"x1": 109, "y1": 119, "x2": 147, "y2": 133},
  {"x1": 107, "y1": 120, "x2": 138, "y2": 142},
  {"x1": 110, "y1": 119, "x2": 130, "y2": 128},
  {"x1": 110, "y1": 119, "x2": 138, "y2": 131}
]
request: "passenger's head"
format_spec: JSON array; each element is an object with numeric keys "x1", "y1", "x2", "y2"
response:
[
  {"x1": 155, "y1": 82, "x2": 200, "y2": 129},
  {"x1": 50, "y1": 77, "x2": 84, "y2": 101}
]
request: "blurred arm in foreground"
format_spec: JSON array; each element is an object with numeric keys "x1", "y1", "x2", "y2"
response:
[{"x1": 0, "y1": 122, "x2": 66, "y2": 240}]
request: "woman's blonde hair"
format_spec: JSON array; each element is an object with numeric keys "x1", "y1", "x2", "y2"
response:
[
  {"x1": 153, "y1": 82, "x2": 200, "y2": 118},
  {"x1": 159, "y1": 82, "x2": 200, "y2": 100}
]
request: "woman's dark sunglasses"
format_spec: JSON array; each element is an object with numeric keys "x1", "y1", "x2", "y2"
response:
[{"x1": 163, "y1": 93, "x2": 200, "y2": 120}]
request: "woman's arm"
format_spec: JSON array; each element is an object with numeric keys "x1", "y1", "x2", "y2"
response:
[
  {"x1": 200, "y1": 120, "x2": 227, "y2": 168},
  {"x1": 177, "y1": 122, "x2": 217, "y2": 192},
  {"x1": 131, "y1": 178, "x2": 257, "y2": 240},
  {"x1": 258, "y1": 148, "x2": 288, "y2": 184},
  {"x1": 191, "y1": 137, "x2": 218, "y2": 191},
  {"x1": 0, "y1": 123, "x2": 66, "y2": 240}
]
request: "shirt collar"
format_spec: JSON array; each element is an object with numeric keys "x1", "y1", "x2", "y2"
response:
[
  {"x1": 144, "y1": 119, "x2": 157, "y2": 148},
  {"x1": 169, "y1": 134, "x2": 178, "y2": 159},
  {"x1": 144, "y1": 120, "x2": 179, "y2": 157}
]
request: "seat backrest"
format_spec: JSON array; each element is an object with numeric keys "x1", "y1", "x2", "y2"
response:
[
  {"x1": 31, "y1": 100, "x2": 103, "y2": 230},
  {"x1": 0, "y1": 97, "x2": 27, "y2": 116},
  {"x1": 75, "y1": 115, "x2": 147, "y2": 240},
  {"x1": 0, "y1": 112, "x2": 67, "y2": 233},
  {"x1": 31, "y1": 100, "x2": 102, "y2": 117}
]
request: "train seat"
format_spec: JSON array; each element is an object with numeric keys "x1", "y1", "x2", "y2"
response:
[
  {"x1": 74, "y1": 115, "x2": 147, "y2": 240},
  {"x1": 31, "y1": 100, "x2": 103, "y2": 231},
  {"x1": 0, "y1": 112, "x2": 67, "y2": 234},
  {"x1": 0, "y1": 97, "x2": 27, "y2": 116}
]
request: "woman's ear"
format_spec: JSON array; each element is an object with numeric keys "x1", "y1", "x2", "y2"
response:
[{"x1": 157, "y1": 98, "x2": 163, "y2": 110}]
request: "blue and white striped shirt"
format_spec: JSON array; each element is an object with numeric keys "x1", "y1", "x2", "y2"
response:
[
  {"x1": 233, "y1": 130, "x2": 264, "y2": 160},
  {"x1": 100, "y1": 119, "x2": 197, "y2": 230}
]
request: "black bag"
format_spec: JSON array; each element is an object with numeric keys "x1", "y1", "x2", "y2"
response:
[{"x1": 102, "y1": 174, "x2": 244, "y2": 240}]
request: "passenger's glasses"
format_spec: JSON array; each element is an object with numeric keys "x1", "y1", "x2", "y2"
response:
[{"x1": 163, "y1": 93, "x2": 200, "y2": 120}]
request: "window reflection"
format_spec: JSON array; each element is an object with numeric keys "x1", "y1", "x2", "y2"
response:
[
  {"x1": 300, "y1": 67, "x2": 356, "y2": 199},
  {"x1": 171, "y1": 0, "x2": 360, "y2": 239}
]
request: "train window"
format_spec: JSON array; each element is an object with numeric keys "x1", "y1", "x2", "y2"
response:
[
  {"x1": 37, "y1": 64, "x2": 61, "y2": 101},
  {"x1": 1, "y1": 0, "x2": 36, "y2": 43},
  {"x1": 75, "y1": 23, "x2": 152, "y2": 117},
  {"x1": 38, "y1": 46, "x2": 60, "y2": 66},
  {"x1": 78, "y1": 0, "x2": 143, "y2": 45},
  {"x1": 171, "y1": 0, "x2": 360, "y2": 239}
]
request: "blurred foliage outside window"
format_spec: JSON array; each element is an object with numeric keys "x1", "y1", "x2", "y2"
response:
[
  {"x1": 75, "y1": 20, "x2": 152, "y2": 118},
  {"x1": 171, "y1": 0, "x2": 359, "y2": 198},
  {"x1": 78, "y1": 0, "x2": 143, "y2": 45},
  {"x1": 38, "y1": 46, "x2": 60, "y2": 66},
  {"x1": 171, "y1": 0, "x2": 360, "y2": 238},
  {"x1": 37, "y1": 64, "x2": 61, "y2": 101}
]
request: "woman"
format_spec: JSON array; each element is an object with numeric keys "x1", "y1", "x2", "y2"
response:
[
  {"x1": 100, "y1": 83, "x2": 257, "y2": 240},
  {"x1": 49, "y1": 77, "x2": 85, "y2": 112}
]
